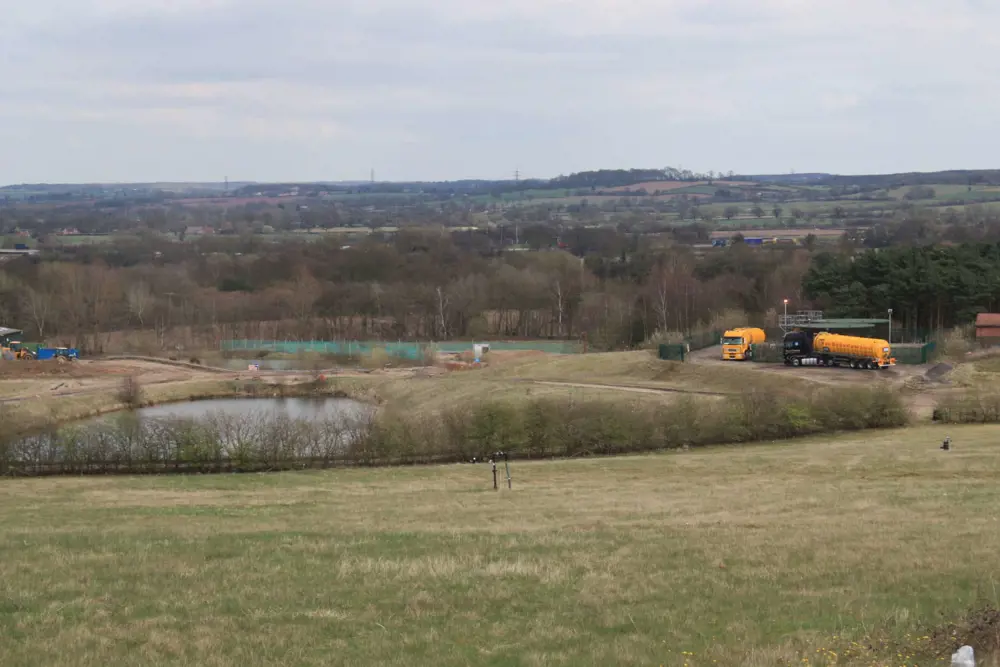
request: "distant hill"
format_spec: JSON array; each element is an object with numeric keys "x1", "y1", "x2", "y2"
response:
[
  {"x1": 739, "y1": 170, "x2": 1000, "y2": 188},
  {"x1": 738, "y1": 173, "x2": 832, "y2": 183},
  {"x1": 10, "y1": 167, "x2": 1000, "y2": 204},
  {"x1": 230, "y1": 168, "x2": 704, "y2": 199}
]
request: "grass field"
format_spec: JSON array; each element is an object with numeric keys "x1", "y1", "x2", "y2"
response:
[
  {"x1": 341, "y1": 351, "x2": 827, "y2": 417},
  {"x1": 0, "y1": 424, "x2": 997, "y2": 666},
  {"x1": 478, "y1": 351, "x2": 813, "y2": 394}
]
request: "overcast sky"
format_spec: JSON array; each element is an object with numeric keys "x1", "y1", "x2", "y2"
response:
[{"x1": 3, "y1": 0, "x2": 999, "y2": 184}]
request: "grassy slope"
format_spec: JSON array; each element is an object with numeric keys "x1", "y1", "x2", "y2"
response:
[
  {"x1": 0, "y1": 352, "x2": 871, "y2": 425},
  {"x1": 478, "y1": 351, "x2": 815, "y2": 395},
  {"x1": 329, "y1": 352, "x2": 823, "y2": 417},
  {"x1": 0, "y1": 424, "x2": 996, "y2": 666}
]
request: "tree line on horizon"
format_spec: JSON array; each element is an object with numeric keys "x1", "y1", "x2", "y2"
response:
[{"x1": 0, "y1": 226, "x2": 998, "y2": 353}]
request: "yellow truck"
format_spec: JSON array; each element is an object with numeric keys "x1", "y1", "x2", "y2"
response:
[{"x1": 721, "y1": 327, "x2": 766, "y2": 361}]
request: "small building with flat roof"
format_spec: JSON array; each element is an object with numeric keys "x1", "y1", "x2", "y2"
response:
[
  {"x1": 976, "y1": 313, "x2": 1000, "y2": 342},
  {"x1": 0, "y1": 327, "x2": 24, "y2": 346}
]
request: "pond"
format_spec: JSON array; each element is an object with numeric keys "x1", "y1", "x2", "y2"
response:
[
  {"x1": 123, "y1": 397, "x2": 372, "y2": 422},
  {"x1": 210, "y1": 359, "x2": 323, "y2": 372},
  {"x1": 5, "y1": 397, "x2": 376, "y2": 475}
]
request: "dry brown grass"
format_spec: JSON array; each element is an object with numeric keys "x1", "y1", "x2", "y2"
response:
[
  {"x1": 0, "y1": 425, "x2": 997, "y2": 665},
  {"x1": 480, "y1": 351, "x2": 816, "y2": 396}
]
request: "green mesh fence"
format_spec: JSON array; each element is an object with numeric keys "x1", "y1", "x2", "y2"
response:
[
  {"x1": 220, "y1": 340, "x2": 582, "y2": 359},
  {"x1": 748, "y1": 341, "x2": 936, "y2": 365},
  {"x1": 892, "y1": 342, "x2": 936, "y2": 365},
  {"x1": 749, "y1": 342, "x2": 784, "y2": 363},
  {"x1": 685, "y1": 331, "x2": 722, "y2": 351},
  {"x1": 658, "y1": 343, "x2": 688, "y2": 361}
]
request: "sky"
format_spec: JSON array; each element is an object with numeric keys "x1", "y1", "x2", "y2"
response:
[{"x1": 3, "y1": 0, "x2": 1000, "y2": 184}]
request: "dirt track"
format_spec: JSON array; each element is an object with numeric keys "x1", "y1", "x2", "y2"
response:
[
  {"x1": 527, "y1": 380, "x2": 727, "y2": 397},
  {"x1": 0, "y1": 349, "x2": 956, "y2": 421},
  {"x1": 0, "y1": 358, "x2": 347, "y2": 404},
  {"x1": 687, "y1": 344, "x2": 931, "y2": 386}
]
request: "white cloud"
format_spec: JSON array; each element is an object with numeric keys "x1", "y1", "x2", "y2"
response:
[{"x1": 3, "y1": 0, "x2": 1000, "y2": 182}]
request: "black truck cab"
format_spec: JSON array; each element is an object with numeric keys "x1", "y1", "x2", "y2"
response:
[{"x1": 783, "y1": 330, "x2": 813, "y2": 361}]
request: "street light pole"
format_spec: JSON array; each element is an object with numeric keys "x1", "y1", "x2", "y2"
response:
[{"x1": 782, "y1": 299, "x2": 789, "y2": 332}]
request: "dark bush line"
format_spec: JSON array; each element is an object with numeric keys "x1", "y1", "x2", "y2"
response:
[
  {"x1": 0, "y1": 386, "x2": 910, "y2": 477},
  {"x1": 363, "y1": 387, "x2": 910, "y2": 463},
  {"x1": 933, "y1": 391, "x2": 1000, "y2": 423}
]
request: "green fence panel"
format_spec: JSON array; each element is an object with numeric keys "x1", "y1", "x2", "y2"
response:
[
  {"x1": 892, "y1": 342, "x2": 936, "y2": 365},
  {"x1": 658, "y1": 343, "x2": 688, "y2": 361},
  {"x1": 220, "y1": 340, "x2": 582, "y2": 358},
  {"x1": 749, "y1": 342, "x2": 784, "y2": 363}
]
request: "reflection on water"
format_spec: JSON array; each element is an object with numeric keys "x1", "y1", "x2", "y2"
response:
[
  {"x1": 5, "y1": 397, "x2": 377, "y2": 475},
  {"x1": 129, "y1": 397, "x2": 371, "y2": 422},
  {"x1": 211, "y1": 359, "x2": 313, "y2": 371}
]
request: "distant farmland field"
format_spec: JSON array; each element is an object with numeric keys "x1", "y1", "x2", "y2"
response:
[{"x1": 709, "y1": 227, "x2": 849, "y2": 239}]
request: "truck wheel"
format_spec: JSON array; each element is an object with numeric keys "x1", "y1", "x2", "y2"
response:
[{"x1": 792, "y1": 357, "x2": 801, "y2": 367}]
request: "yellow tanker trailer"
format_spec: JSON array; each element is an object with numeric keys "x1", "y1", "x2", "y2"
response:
[
  {"x1": 782, "y1": 331, "x2": 895, "y2": 370},
  {"x1": 721, "y1": 327, "x2": 766, "y2": 361}
]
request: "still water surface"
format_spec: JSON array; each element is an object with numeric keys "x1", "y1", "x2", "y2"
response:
[{"x1": 103, "y1": 397, "x2": 372, "y2": 423}]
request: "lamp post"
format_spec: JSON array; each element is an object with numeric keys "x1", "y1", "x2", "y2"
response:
[
  {"x1": 782, "y1": 299, "x2": 789, "y2": 332},
  {"x1": 888, "y1": 308, "x2": 893, "y2": 345}
]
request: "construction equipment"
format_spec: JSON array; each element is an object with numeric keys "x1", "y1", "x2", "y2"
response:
[
  {"x1": 782, "y1": 331, "x2": 895, "y2": 369},
  {"x1": 0, "y1": 341, "x2": 79, "y2": 361},
  {"x1": 721, "y1": 327, "x2": 766, "y2": 361},
  {"x1": 0, "y1": 341, "x2": 35, "y2": 360},
  {"x1": 36, "y1": 347, "x2": 79, "y2": 361}
]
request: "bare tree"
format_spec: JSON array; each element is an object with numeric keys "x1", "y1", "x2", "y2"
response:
[
  {"x1": 21, "y1": 286, "x2": 53, "y2": 340},
  {"x1": 290, "y1": 268, "x2": 322, "y2": 323},
  {"x1": 433, "y1": 286, "x2": 449, "y2": 339},
  {"x1": 126, "y1": 282, "x2": 154, "y2": 326}
]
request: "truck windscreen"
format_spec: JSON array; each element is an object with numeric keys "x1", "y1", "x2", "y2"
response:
[{"x1": 721, "y1": 337, "x2": 743, "y2": 345}]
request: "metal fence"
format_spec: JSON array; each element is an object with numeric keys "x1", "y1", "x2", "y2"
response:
[
  {"x1": 658, "y1": 343, "x2": 689, "y2": 361},
  {"x1": 749, "y1": 341, "x2": 937, "y2": 365},
  {"x1": 685, "y1": 330, "x2": 722, "y2": 351},
  {"x1": 220, "y1": 339, "x2": 582, "y2": 358},
  {"x1": 749, "y1": 342, "x2": 784, "y2": 363},
  {"x1": 891, "y1": 342, "x2": 937, "y2": 365}
]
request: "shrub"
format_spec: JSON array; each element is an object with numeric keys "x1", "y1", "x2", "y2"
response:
[
  {"x1": 0, "y1": 384, "x2": 910, "y2": 477},
  {"x1": 934, "y1": 390, "x2": 1000, "y2": 423},
  {"x1": 118, "y1": 376, "x2": 143, "y2": 410},
  {"x1": 642, "y1": 329, "x2": 686, "y2": 351},
  {"x1": 936, "y1": 326, "x2": 974, "y2": 360},
  {"x1": 359, "y1": 386, "x2": 909, "y2": 465}
]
